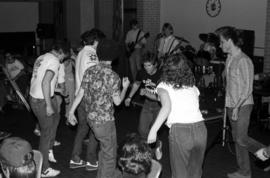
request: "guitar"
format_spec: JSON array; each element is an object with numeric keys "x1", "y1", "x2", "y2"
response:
[
  {"x1": 127, "y1": 32, "x2": 150, "y2": 56},
  {"x1": 158, "y1": 42, "x2": 184, "y2": 68}
]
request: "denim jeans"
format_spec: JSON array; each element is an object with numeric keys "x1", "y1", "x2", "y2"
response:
[
  {"x1": 129, "y1": 48, "x2": 142, "y2": 82},
  {"x1": 138, "y1": 99, "x2": 160, "y2": 140},
  {"x1": 30, "y1": 96, "x2": 60, "y2": 171},
  {"x1": 71, "y1": 100, "x2": 98, "y2": 163},
  {"x1": 88, "y1": 120, "x2": 117, "y2": 178},
  {"x1": 169, "y1": 121, "x2": 207, "y2": 178},
  {"x1": 227, "y1": 104, "x2": 266, "y2": 175}
]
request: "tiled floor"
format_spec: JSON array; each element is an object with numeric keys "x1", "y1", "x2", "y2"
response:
[{"x1": 0, "y1": 103, "x2": 270, "y2": 178}]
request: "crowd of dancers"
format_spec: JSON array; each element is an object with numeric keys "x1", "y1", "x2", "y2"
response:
[{"x1": 0, "y1": 20, "x2": 269, "y2": 178}]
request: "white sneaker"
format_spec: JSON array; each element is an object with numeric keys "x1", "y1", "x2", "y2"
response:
[
  {"x1": 53, "y1": 141, "x2": 61, "y2": 147},
  {"x1": 155, "y1": 140, "x2": 163, "y2": 160},
  {"x1": 48, "y1": 149, "x2": 57, "y2": 163},
  {"x1": 33, "y1": 128, "x2": 41, "y2": 136},
  {"x1": 41, "y1": 167, "x2": 60, "y2": 177}
]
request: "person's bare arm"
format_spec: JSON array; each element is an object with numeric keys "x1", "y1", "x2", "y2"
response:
[
  {"x1": 42, "y1": 70, "x2": 55, "y2": 116},
  {"x1": 124, "y1": 81, "x2": 140, "y2": 106},
  {"x1": 113, "y1": 77, "x2": 130, "y2": 106},
  {"x1": 68, "y1": 87, "x2": 84, "y2": 125},
  {"x1": 147, "y1": 88, "x2": 171, "y2": 143}
]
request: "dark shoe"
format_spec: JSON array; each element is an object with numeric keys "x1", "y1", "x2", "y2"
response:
[
  {"x1": 0, "y1": 131, "x2": 11, "y2": 140},
  {"x1": 255, "y1": 158, "x2": 270, "y2": 171},
  {"x1": 155, "y1": 140, "x2": 163, "y2": 160},
  {"x1": 85, "y1": 161, "x2": 98, "y2": 171},
  {"x1": 69, "y1": 159, "x2": 86, "y2": 169}
]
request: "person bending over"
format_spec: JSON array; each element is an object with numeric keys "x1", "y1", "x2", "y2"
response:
[{"x1": 148, "y1": 54, "x2": 207, "y2": 178}]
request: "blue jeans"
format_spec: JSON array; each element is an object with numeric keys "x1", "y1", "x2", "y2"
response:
[
  {"x1": 138, "y1": 99, "x2": 160, "y2": 140},
  {"x1": 30, "y1": 96, "x2": 60, "y2": 171},
  {"x1": 129, "y1": 48, "x2": 142, "y2": 82},
  {"x1": 169, "y1": 121, "x2": 207, "y2": 178},
  {"x1": 88, "y1": 120, "x2": 117, "y2": 178},
  {"x1": 227, "y1": 104, "x2": 265, "y2": 175},
  {"x1": 71, "y1": 101, "x2": 98, "y2": 163}
]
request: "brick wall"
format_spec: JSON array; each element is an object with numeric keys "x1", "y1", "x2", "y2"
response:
[
  {"x1": 264, "y1": 0, "x2": 270, "y2": 73},
  {"x1": 137, "y1": 0, "x2": 160, "y2": 51}
]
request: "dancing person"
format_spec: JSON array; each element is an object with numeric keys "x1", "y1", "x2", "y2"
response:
[
  {"x1": 124, "y1": 52, "x2": 162, "y2": 160},
  {"x1": 125, "y1": 19, "x2": 147, "y2": 82},
  {"x1": 157, "y1": 23, "x2": 180, "y2": 67},
  {"x1": 0, "y1": 137, "x2": 36, "y2": 178},
  {"x1": 215, "y1": 26, "x2": 266, "y2": 178},
  {"x1": 68, "y1": 39, "x2": 130, "y2": 178},
  {"x1": 69, "y1": 29, "x2": 105, "y2": 171},
  {"x1": 29, "y1": 41, "x2": 69, "y2": 177},
  {"x1": 116, "y1": 133, "x2": 153, "y2": 178},
  {"x1": 63, "y1": 49, "x2": 76, "y2": 119},
  {"x1": 147, "y1": 54, "x2": 207, "y2": 178}
]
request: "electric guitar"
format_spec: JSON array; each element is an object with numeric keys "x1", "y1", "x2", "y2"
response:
[
  {"x1": 158, "y1": 42, "x2": 183, "y2": 68},
  {"x1": 127, "y1": 32, "x2": 150, "y2": 56}
]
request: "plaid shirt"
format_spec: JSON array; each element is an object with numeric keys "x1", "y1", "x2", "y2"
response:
[
  {"x1": 81, "y1": 62, "x2": 121, "y2": 123},
  {"x1": 225, "y1": 50, "x2": 254, "y2": 108}
]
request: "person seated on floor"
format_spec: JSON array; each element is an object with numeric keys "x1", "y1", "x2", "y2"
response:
[
  {"x1": 4, "y1": 52, "x2": 29, "y2": 99},
  {"x1": 0, "y1": 137, "x2": 36, "y2": 178},
  {"x1": 0, "y1": 79, "x2": 7, "y2": 114},
  {"x1": 116, "y1": 133, "x2": 153, "y2": 178}
]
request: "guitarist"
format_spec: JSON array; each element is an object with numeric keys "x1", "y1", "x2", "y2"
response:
[
  {"x1": 157, "y1": 23, "x2": 180, "y2": 68},
  {"x1": 125, "y1": 19, "x2": 147, "y2": 82}
]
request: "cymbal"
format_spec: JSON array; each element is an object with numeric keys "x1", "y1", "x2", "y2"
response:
[{"x1": 175, "y1": 36, "x2": 189, "y2": 43}]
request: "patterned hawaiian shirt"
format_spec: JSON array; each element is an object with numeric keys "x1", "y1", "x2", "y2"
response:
[{"x1": 81, "y1": 62, "x2": 121, "y2": 123}]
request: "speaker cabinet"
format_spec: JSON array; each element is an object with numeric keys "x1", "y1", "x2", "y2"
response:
[
  {"x1": 239, "y1": 29, "x2": 255, "y2": 59},
  {"x1": 36, "y1": 23, "x2": 55, "y2": 39}
]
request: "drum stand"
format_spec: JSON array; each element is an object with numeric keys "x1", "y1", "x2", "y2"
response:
[{"x1": 222, "y1": 107, "x2": 228, "y2": 146}]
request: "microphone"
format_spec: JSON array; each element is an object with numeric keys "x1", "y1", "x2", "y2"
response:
[{"x1": 156, "y1": 33, "x2": 164, "y2": 39}]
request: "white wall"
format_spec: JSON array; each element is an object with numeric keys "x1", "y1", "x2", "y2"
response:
[
  {"x1": 0, "y1": 2, "x2": 38, "y2": 32},
  {"x1": 160, "y1": 0, "x2": 267, "y2": 56}
]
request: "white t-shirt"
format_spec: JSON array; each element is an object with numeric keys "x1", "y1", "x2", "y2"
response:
[
  {"x1": 125, "y1": 28, "x2": 146, "y2": 49},
  {"x1": 75, "y1": 45, "x2": 98, "y2": 95},
  {"x1": 6, "y1": 59, "x2": 24, "y2": 79},
  {"x1": 157, "y1": 82, "x2": 204, "y2": 127},
  {"x1": 30, "y1": 53, "x2": 60, "y2": 99}
]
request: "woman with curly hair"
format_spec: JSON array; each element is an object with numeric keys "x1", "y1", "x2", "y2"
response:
[{"x1": 147, "y1": 54, "x2": 207, "y2": 178}]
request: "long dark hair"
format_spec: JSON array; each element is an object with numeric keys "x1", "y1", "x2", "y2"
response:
[{"x1": 160, "y1": 54, "x2": 195, "y2": 89}]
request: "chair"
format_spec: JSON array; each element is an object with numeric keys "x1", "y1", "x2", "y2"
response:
[
  {"x1": 147, "y1": 159, "x2": 162, "y2": 178},
  {"x1": 33, "y1": 150, "x2": 43, "y2": 178}
]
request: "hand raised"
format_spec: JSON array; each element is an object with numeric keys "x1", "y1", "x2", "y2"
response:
[{"x1": 122, "y1": 77, "x2": 130, "y2": 88}]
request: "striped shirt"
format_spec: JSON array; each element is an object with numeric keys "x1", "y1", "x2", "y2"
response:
[{"x1": 225, "y1": 50, "x2": 254, "y2": 108}]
